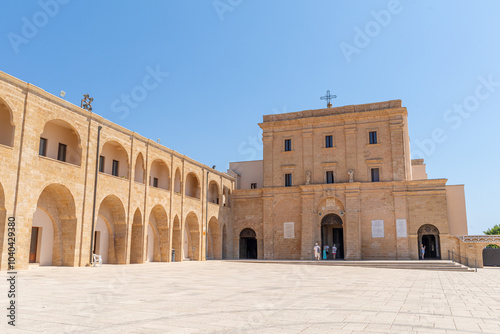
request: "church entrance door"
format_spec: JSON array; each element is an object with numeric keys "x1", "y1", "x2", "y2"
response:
[
  {"x1": 418, "y1": 224, "x2": 441, "y2": 259},
  {"x1": 321, "y1": 214, "x2": 344, "y2": 259},
  {"x1": 239, "y1": 228, "x2": 257, "y2": 259}
]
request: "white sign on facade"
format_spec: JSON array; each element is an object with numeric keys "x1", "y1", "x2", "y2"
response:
[
  {"x1": 284, "y1": 222, "x2": 295, "y2": 239},
  {"x1": 371, "y1": 220, "x2": 384, "y2": 238},
  {"x1": 396, "y1": 219, "x2": 407, "y2": 238}
]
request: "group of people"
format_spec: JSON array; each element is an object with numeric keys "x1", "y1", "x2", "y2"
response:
[{"x1": 313, "y1": 243, "x2": 338, "y2": 261}]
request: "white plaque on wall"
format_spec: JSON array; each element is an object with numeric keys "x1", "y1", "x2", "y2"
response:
[
  {"x1": 284, "y1": 222, "x2": 294, "y2": 239},
  {"x1": 396, "y1": 219, "x2": 407, "y2": 238},
  {"x1": 371, "y1": 220, "x2": 384, "y2": 238}
]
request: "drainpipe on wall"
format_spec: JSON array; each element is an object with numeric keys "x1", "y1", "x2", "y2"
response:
[{"x1": 89, "y1": 125, "x2": 102, "y2": 265}]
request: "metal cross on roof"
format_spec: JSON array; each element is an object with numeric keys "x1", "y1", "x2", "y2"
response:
[
  {"x1": 320, "y1": 90, "x2": 337, "y2": 108},
  {"x1": 81, "y1": 94, "x2": 94, "y2": 112}
]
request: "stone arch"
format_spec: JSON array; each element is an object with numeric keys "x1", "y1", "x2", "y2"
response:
[
  {"x1": 207, "y1": 216, "x2": 221, "y2": 259},
  {"x1": 185, "y1": 212, "x2": 200, "y2": 260},
  {"x1": 0, "y1": 182, "x2": 7, "y2": 268},
  {"x1": 129, "y1": 208, "x2": 143, "y2": 264},
  {"x1": 97, "y1": 195, "x2": 127, "y2": 264},
  {"x1": 417, "y1": 224, "x2": 441, "y2": 259},
  {"x1": 208, "y1": 181, "x2": 220, "y2": 204},
  {"x1": 0, "y1": 98, "x2": 15, "y2": 147},
  {"x1": 134, "y1": 153, "x2": 145, "y2": 183},
  {"x1": 185, "y1": 173, "x2": 200, "y2": 199},
  {"x1": 100, "y1": 141, "x2": 129, "y2": 178},
  {"x1": 150, "y1": 159, "x2": 170, "y2": 190},
  {"x1": 39, "y1": 119, "x2": 82, "y2": 166},
  {"x1": 316, "y1": 197, "x2": 345, "y2": 215},
  {"x1": 223, "y1": 186, "x2": 231, "y2": 207},
  {"x1": 32, "y1": 184, "x2": 78, "y2": 266},
  {"x1": 149, "y1": 205, "x2": 169, "y2": 261},
  {"x1": 171, "y1": 215, "x2": 181, "y2": 261},
  {"x1": 174, "y1": 168, "x2": 181, "y2": 194},
  {"x1": 239, "y1": 228, "x2": 257, "y2": 259}
]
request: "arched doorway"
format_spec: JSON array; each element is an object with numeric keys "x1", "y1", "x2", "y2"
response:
[
  {"x1": 417, "y1": 224, "x2": 441, "y2": 259},
  {"x1": 321, "y1": 214, "x2": 344, "y2": 259},
  {"x1": 171, "y1": 215, "x2": 181, "y2": 261},
  {"x1": 239, "y1": 228, "x2": 257, "y2": 259},
  {"x1": 207, "y1": 217, "x2": 221, "y2": 259},
  {"x1": 129, "y1": 208, "x2": 143, "y2": 264}
]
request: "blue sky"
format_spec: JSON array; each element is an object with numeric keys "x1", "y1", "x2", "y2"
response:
[{"x1": 2, "y1": 0, "x2": 499, "y2": 235}]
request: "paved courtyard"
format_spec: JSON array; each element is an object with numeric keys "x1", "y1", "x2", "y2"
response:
[{"x1": 1, "y1": 261, "x2": 500, "y2": 333}]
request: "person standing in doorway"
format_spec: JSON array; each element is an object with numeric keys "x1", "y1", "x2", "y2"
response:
[
  {"x1": 420, "y1": 244, "x2": 426, "y2": 260},
  {"x1": 314, "y1": 243, "x2": 321, "y2": 261},
  {"x1": 324, "y1": 244, "x2": 330, "y2": 260},
  {"x1": 332, "y1": 244, "x2": 337, "y2": 260}
]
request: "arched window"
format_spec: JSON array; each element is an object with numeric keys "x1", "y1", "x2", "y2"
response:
[
  {"x1": 0, "y1": 99, "x2": 14, "y2": 147},
  {"x1": 150, "y1": 159, "x2": 170, "y2": 190},
  {"x1": 223, "y1": 186, "x2": 231, "y2": 207},
  {"x1": 100, "y1": 141, "x2": 129, "y2": 178},
  {"x1": 174, "y1": 168, "x2": 181, "y2": 193},
  {"x1": 185, "y1": 173, "x2": 200, "y2": 199},
  {"x1": 39, "y1": 120, "x2": 82, "y2": 166},
  {"x1": 134, "y1": 153, "x2": 145, "y2": 183},
  {"x1": 208, "y1": 181, "x2": 219, "y2": 204}
]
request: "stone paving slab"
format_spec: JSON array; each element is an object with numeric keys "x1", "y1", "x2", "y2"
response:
[{"x1": 0, "y1": 262, "x2": 499, "y2": 333}]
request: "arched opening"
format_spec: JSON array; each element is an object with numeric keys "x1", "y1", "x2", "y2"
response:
[
  {"x1": 39, "y1": 120, "x2": 81, "y2": 166},
  {"x1": 174, "y1": 168, "x2": 181, "y2": 194},
  {"x1": 185, "y1": 212, "x2": 200, "y2": 260},
  {"x1": 483, "y1": 244, "x2": 500, "y2": 266},
  {"x1": 97, "y1": 195, "x2": 127, "y2": 264},
  {"x1": 222, "y1": 224, "x2": 228, "y2": 260},
  {"x1": 171, "y1": 215, "x2": 181, "y2": 261},
  {"x1": 185, "y1": 173, "x2": 200, "y2": 199},
  {"x1": 134, "y1": 153, "x2": 145, "y2": 184},
  {"x1": 239, "y1": 228, "x2": 257, "y2": 259},
  {"x1": 129, "y1": 208, "x2": 143, "y2": 264},
  {"x1": 0, "y1": 99, "x2": 14, "y2": 147},
  {"x1": 150, "y1": 159, "x2": 170, "y2": 190},
  {"x1": 417, "y1": 224, "x2": 441, "y2": 259},
  {"x1": 208, "y1": 181, "x2": 220, "y2": 204},
  {"x1": 100, "y1": 141, "x2": 129, "y2": 178},
  {"x1": 149, "y1": 205, "x2": 169, "y2": 261},
  {"x1": 207, "y1": 217, "x2": 221, "y2": 259},
  {"x1": 32, "y1": 184, "x2": 78, "y2": 266},
  {"x1": 223, "y1": 186, "x2": 231, "y2": 207},
  {"x1": 321, "y1": 214, "x2": 344, "y2": 259}
]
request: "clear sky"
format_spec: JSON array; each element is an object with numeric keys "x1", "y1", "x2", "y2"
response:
[{"x1": 2, "y1": 0, "x2": 499, "y2": 235}]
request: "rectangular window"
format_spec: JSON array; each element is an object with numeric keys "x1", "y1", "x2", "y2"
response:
[
  {"x1": 99, "y1": 156, "x2": 105, "y2": 173},
  {"x1": 153, "y1": 177, "x2": 159, "y2": 188},
  {"x1": 112, "y1": 160, "x2": 119, "y2": 176},
  {"x1": 371, "y1": 168, "x2": 380, "y2": 182},
  {"x1": 284, "y1": 139, "x2": 291, "y2": 152},
  {"x1": 57, "y1": 143, "x2": 67, "y2": 162},
  {"x1": 39, "y1": 138, "x2": 47, "y2": 156},
  {"x1": 285, "y1": 173, "x2": 292, "y2": 187},
  {"x1": 326, "y1": 171, "x2": 334, "y2": 184},
  {"x1": 369, "y1": 131, "x2": 378, "y2": 144},
  {"x1": 325, "y1": 135, "x2": 333, "y2": 148},
  {"x1": 250, "y1": 183, "x2": 257, "y2": 189}
]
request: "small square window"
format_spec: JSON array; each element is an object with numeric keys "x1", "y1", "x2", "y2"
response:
[
  {"x1": 112, "y1": 160, "x2": 119, "y2": 176},
  {"x1": 57, "y1": 143, "x2": 67, "y2": 162},
  {"x1": 99, "y1": 156, "x2": 105, "y2": 173},
  {"x1": 326, "y1": 171, "x2": 334, "y2": 184},
  {"x1": 39, "y1": 138, "x2": 47, "y2": 156},
  {"x1": 285, "y1": 173, "x2": 292, "y2": 187},
  {"x1": 325, "y1": 135, "x2": 333, "y2": 148},
  {"x1": 250, "y1": 183, "x2": 257, "y2": 189},
  {"x1": 284, "y1": 139, "x2": 291, "y2": 152},
  {"x1": 369, "y1": 131, "x2": 378, "y2": 144},
  {"x1": 153, "y1": 177, "x2": 159, "y2": 188},
  {"x1": 371, "y1": 168, "x2": 380, "y2": 182}
]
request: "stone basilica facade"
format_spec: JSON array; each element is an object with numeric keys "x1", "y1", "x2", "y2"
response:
[{"x1": 0, "y1": 70, "x2": 496, "y2": 270}]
